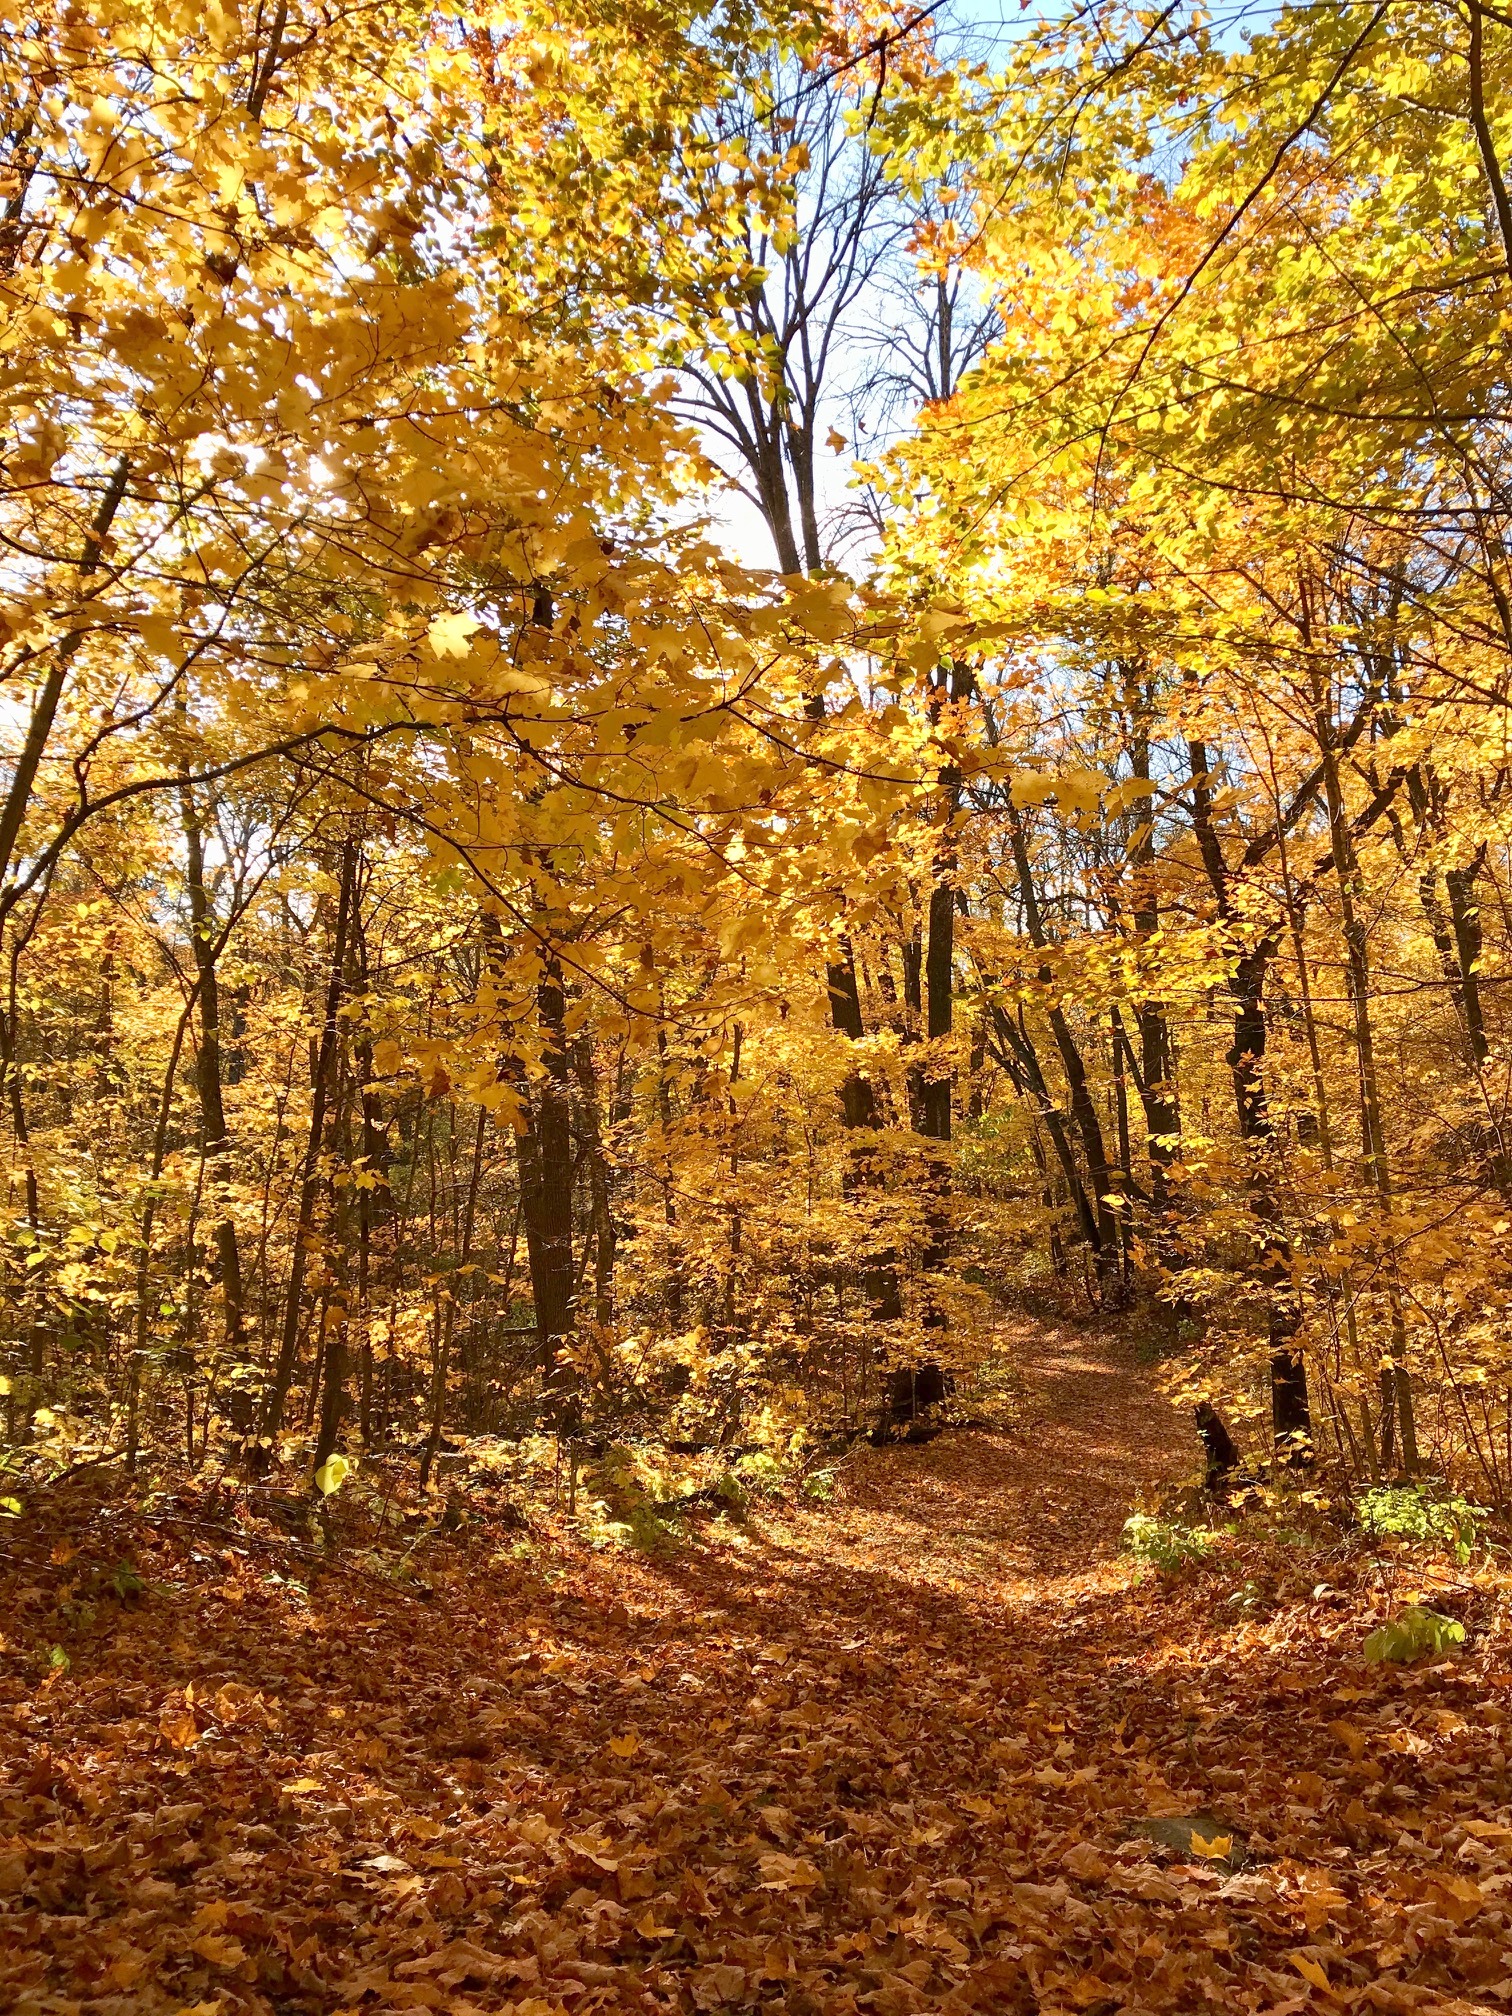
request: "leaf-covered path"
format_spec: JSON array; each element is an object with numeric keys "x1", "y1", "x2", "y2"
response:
[
  {"x1": 780, "y1": 1316, "x2": 1189, "y2": 1599},
  {"x1": 4, "y1": 1317, "x2": 1511, "y2": 2016}
]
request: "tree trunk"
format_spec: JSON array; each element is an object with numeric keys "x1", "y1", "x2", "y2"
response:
[
  {"x1": 900, "y1": 929, "x2": 926, "y2": 1130},
  {"x1": 1187, "y1": 736, "x2": 1313, "y2": 1454},
  {"x1": 517, "y1": 951, "x2": 577, "y2": 1425},
  {"x1": 900, "y1": 669, "x2": 968, "y2": 1414},
  {"x1": 1446, "y1": 855, "x2": 1489, "y2": 1063},
  {"x1": 981, "y1": 995, "x2": 1102, "y2": 1257},
  {"x1": 1006, "y1": 802, "x2": 1122, "y2": 1283},
  {"x1": 350, "y1": 892, "x2": 385, "y2": 1441},
  {"x1": 126, "y1": 1001, "x2": 196, "y2": 1470},
  {"x1": 263, "y1": 839, "x2": 356, "y2": 1445},
  {"x1": 1312, "y1": 683, "x2": 1418, "y2": 1474},
  {"x1": 654, "y1": 1019, "x2": 683, "y2": 1326},
  {"x1": 420, "y1": 1104, "x2": 486, "y2": 1488},
  {"x1": 181, "y1": 778, "x2": 245, "y2": 1354},
  {"x1": 312, "y1": 1044, "x2": 358, "y2": 1480},
  {"x1": 828, "y1": 940, "x2": 904, "y2": 1326},
  {"x1": 573, "y1": 1033, "x2": 616, "y2": 1330},
  {"x1": 721, "y1": 1021, "x2": 744, "y2": 1336},
  {"x1": 0, "y1": 460, "x2": 129, "y2": 899},
  {"x1": 1128, "y1": 713, "x2": 1180, "y2": 1192}
]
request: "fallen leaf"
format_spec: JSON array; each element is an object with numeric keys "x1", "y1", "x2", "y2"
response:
[
  {"x1": 1432, "y1": 1874, "x2": 1485, "y2": 1926},
  {"x1": 1061, "y1": 1841, "x2": 1110, "y2": 1880},
  {"x1": 192, "y1": 1932, "x2": 247, "y2": 1967},
  {"x1": 1292, "y1": 1954, "x2": 1329, "y2": 1991}
]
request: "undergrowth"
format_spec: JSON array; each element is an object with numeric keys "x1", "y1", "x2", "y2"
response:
[{"x1": 1356, "y1": 1480, "x2": 1488, "y2": 1564}]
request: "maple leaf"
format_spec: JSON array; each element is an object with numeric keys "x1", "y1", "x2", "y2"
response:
[
  {"x1": 192, "y1": 1932, "x2": 248, "y2": 1968},
  {"x1": 427, "y1": 613, "x2": 482, "y2": 660}
]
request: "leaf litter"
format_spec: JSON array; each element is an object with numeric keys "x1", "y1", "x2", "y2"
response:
[{"x1": 3, "y1": 1316, "x2": 1511, "y2": 2016}]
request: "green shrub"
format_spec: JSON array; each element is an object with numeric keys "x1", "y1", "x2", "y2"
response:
[
  {"x1": 1364, "y1": 1605, "x2": 1466, "y2": 1663},
  {"x1": 732, "y1": 1450, "x2": 788, "y2": 1495},
  {"x1": 1122, "y1": 1513, "x2": 1215, "y2": 1574},
  {"x1": 1357, "y1": 1483, "x2": 1486, "y2": 1564},
  {"x1": 105, "y1": 1560, "x2": 145, "y2": 1601},
  {"x1": 581, "y1": 1446, "x2": 677, "y2": 1554}
]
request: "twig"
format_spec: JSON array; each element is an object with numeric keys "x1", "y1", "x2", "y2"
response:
[
  {"x1": 33, "y1": 1449, "x2": 128, "y2": 1488},
  {"x1": 139, "y1": 1512, "x2": 427, "y2": 1601},
  {"x1": 801, "y1": 0, "x2": 948, "y2": 94}
]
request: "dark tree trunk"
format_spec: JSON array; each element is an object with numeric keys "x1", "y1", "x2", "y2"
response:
[
  {"x1": 900, "y1": 929, "x2": 926, "y2": 1130},
  {"x1": 889, "y1": 667, "x2": 971, "y2": 1424},
  {"x1": 1006, "y1": 803, "x2": 1122, "y2": 1285},
  {"x1": 1128, "y1": 713, "x2": 1180, "y2": 1192},
  {"x1": 182, "y1": 779, "x2": 245, "y2": 1355},
  {"x1": 1195, "y1": 1400, "x2": 1242, "y2": 1490},
  {"x1": 313, "y1": 1053, "x2": 357, "y2": 1480},
  {"x1": 1188, "y1": 736, "x2": 1312, "y2": 1456},
  {"x1": 654, "y1": 1021, "x2": 683, "y2": 1326},
  {"x1": 921, "y1": 873, "x2": 954, "y2": 1144},
  {"x1": 1446, "y1": 855, "x2": 1489, "y2": 1063},
  {"x1": 350, "y1": 893, "x2": 386, "y2": 1441},
  {"x1": 1312, "y1": 682, "x2": 1417, "y2": 1473},
  {"x1": 573, "y1": 1033, "x2": 616, "y2": 1329},
  {"x1": 263, "y1": 840, "x2": 356, "y2": 1444},
  {"x1": 828, "y1": 942, "x2": 904, "y2": 1327},
  {"x1": 983, "y1": 999, "x2": 1102, "y2": 1258},
  {"x1": 420, "y1": 1104, "x2": 486, "y2": 1488},
  {"x1": 517, "y1": 953, "x2": 577, "y2": 1426}
]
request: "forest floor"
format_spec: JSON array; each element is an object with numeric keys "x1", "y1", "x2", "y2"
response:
[{"x1": 4, "y1": 1315, "x2": 1512, "y2": 2016}]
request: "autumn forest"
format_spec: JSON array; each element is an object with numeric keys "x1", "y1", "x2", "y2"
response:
[{"x1": 5, "y1": 1, "x2": 1512, "y2": 2012}]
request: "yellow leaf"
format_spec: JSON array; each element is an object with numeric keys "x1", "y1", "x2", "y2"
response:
[
  {"x1": 567, "y1": 1831, "x2": 620, "y2": 1871},
  {"x1": 608, "y1": 1731, "x2": 640, "y2": 1758},
  {"x1": 1189, "y1": 1831, "x2": 1233, "y2": 1860},
  {"x1": 314, "y1": 1454, "x2": 350, "y2": 1497},
  {"x1": 282, "y1": 1777, "x2": 323, "y2": 1794},
  {"x1": 1057, "y1": 766, "x2": 1104, "y2": 816},
  {"x1": 1009, "y1": 770, "x2": 1055, "y2": 806},
  {"x1": 1292, "y1": 1954, "x2": 1329, "y2": 1991},
  {"x1": 1433, "y1": 1874, "x2": 1485, "y2": 1926},
  {"x1": 192, "y1": 1932, "x2": 247, "y2": 1968},
  {"x1": 427, "y1": 611, "x2": 481, "y2": 659}
]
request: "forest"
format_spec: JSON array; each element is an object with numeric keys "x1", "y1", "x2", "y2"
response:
[{"x1": 5, "y1": 1, "x2": 1512, "y2": 2012}]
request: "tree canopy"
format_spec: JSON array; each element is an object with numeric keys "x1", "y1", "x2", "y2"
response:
[{"x1": 4, "y1": 0, "x2": 1512, "y2": 1506}]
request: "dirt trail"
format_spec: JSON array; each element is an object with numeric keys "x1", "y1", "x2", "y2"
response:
[
  {"x1": 791, "y1": 1314, "x2": 1191, "y2": 1597},
  {"x1": 4, "y1": 1318, "x2": 1510, "y2": 2016}
]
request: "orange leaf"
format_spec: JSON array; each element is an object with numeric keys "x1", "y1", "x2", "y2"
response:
[
  {"x1": 192, "y1": 1932, "x2": 247, "y2": 1968},
  {"x1": 1433, "y1": 1875, "x2": 1485, "y2": 1926}
]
